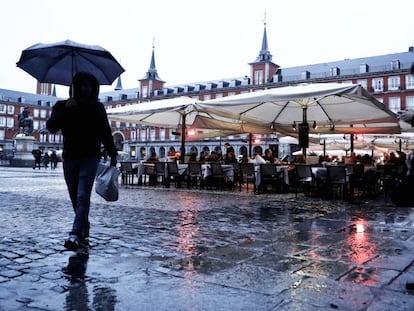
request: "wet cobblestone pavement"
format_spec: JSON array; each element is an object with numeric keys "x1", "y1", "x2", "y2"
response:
[{"x1": 0, "y1": 166, "x2": 414, "y2": 310}]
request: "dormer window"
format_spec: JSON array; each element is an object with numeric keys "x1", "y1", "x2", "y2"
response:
[
  {"x1": 254, "y1": 70, "x2": 264, "y2": 85},
  {"x1": 359, "y1": 64, "x2": 369, "y2": 73},
  {"x1": 301, "y1": 71, "x2": 310, "y2": 80},
  {"x1": 330, "y1": 67, "x2": 340, "y2": 76},
  {"x1": 391, "y1": 59, "x2": 400, "y2": 70}
]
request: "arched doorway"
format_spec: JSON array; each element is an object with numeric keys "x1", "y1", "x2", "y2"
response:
[
  {"x1": 159, "y1": 146, "x2": 166, "y2": 159},
  {"x1": 113, "y1": 132, "x2": 124, "y2": 151},
  {"x1": 239, "y1": 146, "x2": 248, "y2": 157},
  {"x1": 139, "y1": 147, "x2": 146, "y2": 161},
  {"x1": 253, "y1": 145, "x2": 263, "y2": 156}
]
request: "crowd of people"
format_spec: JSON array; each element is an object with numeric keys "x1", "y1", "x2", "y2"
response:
[{"x1": 32, "y1": 149, "x2": 59, "y2": 169}]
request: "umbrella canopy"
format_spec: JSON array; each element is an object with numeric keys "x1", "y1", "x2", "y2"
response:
[
  {"x1": 198, "y1": 83, "x2": 401, "y2": 135},
  {"x1": 16, "y1": 39, "x2": 124, "y2": 86},
  {"x1": 278, "y1": 135, "x2": 299, "y2": 145},
  {"x1": 106, "y1": 96, "x2": 272, "y2": 158}
]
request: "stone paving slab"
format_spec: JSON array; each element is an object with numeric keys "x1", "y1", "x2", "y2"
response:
[{"x1": 0, "y1": 167, "x2": 414, "y2": 310}]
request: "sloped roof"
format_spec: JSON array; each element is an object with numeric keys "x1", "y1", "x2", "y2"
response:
[
  {"x1": 0, "y1": 88, "x2": 59, "y2": 105},
  {"x1": 279, "y1": 51, "x2": 414, "y2": 81}
]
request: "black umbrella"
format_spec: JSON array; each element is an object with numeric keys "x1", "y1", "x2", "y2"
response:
[{"x1": 16, "y1": 39, "x2": 124, "y2": 86}]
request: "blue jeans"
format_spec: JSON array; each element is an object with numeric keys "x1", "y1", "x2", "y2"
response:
[{"x1": 63, "y1": 157, "x2": 99, "y2": 236}]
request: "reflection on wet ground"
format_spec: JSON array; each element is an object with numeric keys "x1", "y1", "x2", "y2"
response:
[{"x1": 0, "y1": 167, "x2": 414, "y2": 310}]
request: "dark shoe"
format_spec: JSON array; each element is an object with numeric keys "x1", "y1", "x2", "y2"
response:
[{"x1": 64, "y1": 234, "x2": 80, "y2": 250}]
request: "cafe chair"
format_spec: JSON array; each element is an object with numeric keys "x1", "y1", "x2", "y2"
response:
[
  {"x1": 166, "y1": 161, "x2": 185, "y2": 188},
  {"x1": 259, "y1": 163, "x2": 283, "y2": 193},
  {"x1": 187, "y1": 162, "x2": 204, "y2": 189},
  {"x1": 153, "y1": 162, "x2": 166, "y2": 186},
  {"x1": 120, "y1": 162, "x2": 136, "y2": 185},
  {"x1": 294, "y1": 164, "x2": 314, "y2": 197},
  {"x1": 239, "y1": 163, "x2": 256, "y2": 193},
  {"x1": 207, "y1": 162, "x2": 228, "y2": 190},
  {"x1": 348, "y1": 164, "x2": 365, "y2": 198},
  {"x1": 326, "y1": 165, "x2": 349, "y2": 200},
  {"x1": 377, "y1": 164, "x2": 398, "y2": 197}
]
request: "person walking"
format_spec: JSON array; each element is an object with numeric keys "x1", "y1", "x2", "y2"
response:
[
  {"x1": 32, "y1": 149, "x2": 42, "y2": 169},
  {"x1": 46, "y1": 72, "x2": 118, "y2": 250}
]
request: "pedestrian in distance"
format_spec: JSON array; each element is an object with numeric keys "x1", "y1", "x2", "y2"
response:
[
  {"x1": 32, "y1": 149, "x2": 42, "y2": 169},
  {"x1": 46, "y1": 72, "x2": 118, "y2": 250},
  {"x1": 50, "y1": 150, "x2": 58, "y2": 169}
]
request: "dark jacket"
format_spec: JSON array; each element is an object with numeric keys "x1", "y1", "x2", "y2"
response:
[{"x1": 46, "y1": 72, "x2": 118, "y2": 160}]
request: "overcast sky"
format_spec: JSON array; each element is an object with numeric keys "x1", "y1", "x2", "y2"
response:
[{"x1": 2, "y1": 0, "x2": 413, "y2": 97}]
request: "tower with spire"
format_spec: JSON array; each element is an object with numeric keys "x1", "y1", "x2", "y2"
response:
[
  {"x1": 139, "y1": 40, "x2": 165, "y2": 98},
  {"x1": 249, "y1": 14, "x2": 279, "y2": 85}
]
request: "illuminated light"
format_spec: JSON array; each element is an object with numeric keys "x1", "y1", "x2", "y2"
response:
[
  {"x1": 187, "y1": 129, "x2": 196, "y2": 136},
  {"x1": 292, "y1": 121, "x2": 297, "y2": 131},
  {"x1": 254, "y1": 138, "x2": 261, "y2": 143},
  {"x1": 356, "y1": 223, "x2": 365, "y2": 233}
]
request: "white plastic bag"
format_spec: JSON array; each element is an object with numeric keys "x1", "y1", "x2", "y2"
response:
[{"x1": 95, "y1": 164, "x2": 120, "y2": 201}]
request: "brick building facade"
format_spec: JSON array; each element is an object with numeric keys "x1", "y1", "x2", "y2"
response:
[{"x1": 1, "y1": 23, "x2": 414, "y2": 161}]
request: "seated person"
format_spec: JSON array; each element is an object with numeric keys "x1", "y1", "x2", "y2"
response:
[
  {"x1": 198, "y1": 151, "x2": 207, "y2": 163},
  {"x1": 207, "y1": 151, "x2": 218, "y2": 162},
  {"x1": 239, "y1": 153, "x2": 249, "y2": 163},
  {"x1": 224, "y1": 151, "x2": 238, "y2": 164},
  {"x1": 263, "y1": 148, "x2": 276, "y2": 163},
  {"x1": 147, "y1": 151, "x2": 159, "y2": 162}
]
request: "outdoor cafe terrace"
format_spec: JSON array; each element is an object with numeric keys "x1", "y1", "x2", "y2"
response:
[{"x1": 117, "y1": 153, "x2": 406, "y2": 202}]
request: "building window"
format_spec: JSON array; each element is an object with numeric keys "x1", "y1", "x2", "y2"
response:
[
  {"x1": 204, "y1": 94, "x2": 211, "y2": 100},
  {"x1": 359, "y1": 64, "x2": 369, "y2": 73},
  {"x1": 330, "y1": 67, "x2": 340, "y2": 76},
  {"x1": 140, "y1": 129, "x2": 146, "y2": 141},
  {"x1": 33, "y1": 109, "x2": 39, "y2": 118},
  {"x1": 7, "y1": 105, "x2": 14, "y2": 115},
  {"x1": 357, "y1": 79, "x2": 368, "y2": 89},
  {"x1": 342, "y1": 80, "x2": 353, "y2": 85},
  {"x1": 160, "y1": 128, "x2": 166, "y2": 140},
  {"x1": 391, "y1": 59, "x2": 400, "y2": 70},
  {"x1": 6, "y1": 117, "x2": 14, "y2": 128},
  {"x1": 388, "y1": 96, "x2": 401, "y2": 112},
  {"x1": 142, "y1": 86, "x2": 148, "y2": 98},
  {"x1": 0, "y1": 117, "x2": 5, "y2": 126},
  {"x1": 0, "y1": 104, "x2": 5, "y2": 114},
  {"x1": 301, "y1": 71, "x2": 310, "y2": 80},
  {"x1": 0, "y1": 130, "x2": 4, "y2": 139},
  {"x1": 388, "y1": 76, "x2": 400, "y2": 91},
  {"x1": 406, "y1": 96, "x2": 414, "y2": 110},
  {"x1": 130, "y1": 130, "x2": 137, "y2": 141},
  {"x1": 40, "y1": 109, "x2": 47, "y2": 118},
  {"x1": 406, "y1": 74, "x2": 414, "y2": 89},
  {"x1": 33, "y1": 120, "x2": 39, "y2": 130},
  {"x1": 372, "y1": 78, "x2": 383, "y2": 92},
  {"x1": 254, "y1": 70, "x2": 264, "y2": 85},
  {"x1": 150, "y1": 128, "x2": 155, "y2": 141}
]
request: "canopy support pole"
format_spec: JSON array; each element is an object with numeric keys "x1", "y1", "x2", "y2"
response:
[
  {"x1": 300, "y1": 106, "x2": 308, "y2": 159},
  {"x1": 180, "y1": 114, "x2": 186, "y2": 162},
  {"x1": 350, "y1": 134, "x2": 354, "y2": 153},
  {"x1": 249, "y1": 133, "x2": 253, "y2": 157}
]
